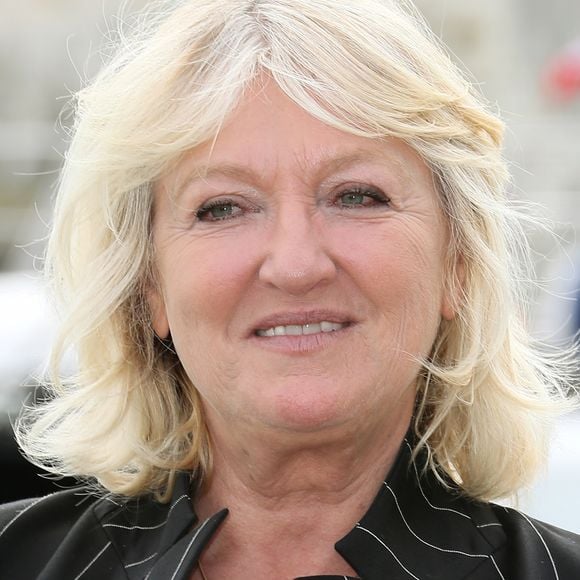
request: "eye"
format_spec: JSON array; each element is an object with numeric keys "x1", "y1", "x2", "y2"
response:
[
  {"x1": 195, "y1": 199, "x2": 243, "y2": 222},
  {"x1": 335, "y1": 186, "x2": 390, "y2": 209}
]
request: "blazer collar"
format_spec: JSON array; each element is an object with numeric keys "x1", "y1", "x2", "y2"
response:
[
  {"x1": 97, "y1": 438, "x2": 506, "y2": 579},
  {"x1": 334, "y1": 440, "x2": 507, "y2": 579}
]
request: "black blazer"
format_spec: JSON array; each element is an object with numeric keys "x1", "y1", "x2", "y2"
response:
[{"x1": 1, "y1": 440, "x2": 579, "y2": 579}]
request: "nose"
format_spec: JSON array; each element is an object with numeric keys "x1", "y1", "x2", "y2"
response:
[{"x1": 258, "y1": 205, "x2": 337, "y2": 295}]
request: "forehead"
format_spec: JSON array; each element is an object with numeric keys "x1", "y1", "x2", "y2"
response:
[{"x1": 159, "y1": 81, "x2": 435, "y2": 197}]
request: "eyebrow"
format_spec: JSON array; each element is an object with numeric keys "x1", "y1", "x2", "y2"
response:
[{"x1": 173, "y1": 147, "x2": 407, "y2": 200}]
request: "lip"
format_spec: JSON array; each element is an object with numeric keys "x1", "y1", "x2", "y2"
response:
[
  {"x1": 251, "y1": 309, "x2": 356, "y2": 337},
  {"x1": 248, "y1": 310, "x2": 356, "y2": 355}
]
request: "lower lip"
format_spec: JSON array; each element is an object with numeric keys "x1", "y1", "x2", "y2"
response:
[{"x1": 249, "y1": 325, "x2": 352, "y2": 354}]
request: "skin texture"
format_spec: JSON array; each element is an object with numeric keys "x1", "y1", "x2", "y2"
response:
[{"x1": 150, "y1": 81, "x2": 455, "y2": 578}]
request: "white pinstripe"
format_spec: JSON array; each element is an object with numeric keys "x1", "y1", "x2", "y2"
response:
[
  {"x1": 385, "y1": 484, "x2": 490, "y2": 559},
  {"x1": 520, "y1": 512, "x2": 560, "y2": 580},
  {"x1": 0, "y1": 495, "x2": 51, "y2": 539},
  {"x1": 100, "y1": 495, "x2": 122, "y2": 507},
  {"x1": 105, "y1": 521, "x2": 171, "y2": 531},
  {"x1": 73, "y1": 492, "x2": 99, "y2": 508},
  {"x1": 73, "y1": 541, "x2": 112, "y2": 580},
  {"x1": 384, "y1": 483, "x2": 506, "y2": 579},
  {"x1": 103, "y1": 494, "x2": 189, "y2": 531},
  {"x1": 125, "y1": 551, "x2": 158, "y2": 569},
  {"x1": 404, "y1": 441, "x2": 506, "y2": 535},
  {"x1": 169, "y1": 516, "x2": 214, "y2": 580},
  {"x1": 356, "y1": 524, "x2": 421, "y2": 579},
  {"x1": 490, "y1": 555, "x2": 507, "y2": 580},
  {"x1": 404, "y1": 441, "x2": 472, "y2": 521}
]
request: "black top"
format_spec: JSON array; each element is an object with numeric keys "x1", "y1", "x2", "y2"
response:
[{"x1": 1, "y1": 439, "x2": 579, "y2": 579}]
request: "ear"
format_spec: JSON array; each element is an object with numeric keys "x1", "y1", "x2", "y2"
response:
[
  {"x1": 441, "y1": 292, "x2": 456, "y2": 322},
  {"x1": 441, "y1": 254, "x2": 465, "y2": 322},
  {"x1": 147, "y1": 284, "x2": 170, "y2": 339}
]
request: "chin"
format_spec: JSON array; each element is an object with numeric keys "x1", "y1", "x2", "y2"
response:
[{"x1": 263, "y1": 384, "x2": 357, "y2": 432}]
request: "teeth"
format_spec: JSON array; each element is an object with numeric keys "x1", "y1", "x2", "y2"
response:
[
  {"x1": 256, "y1": 321, "x2": 346, "y2": 337},
  {"x1": 303, "y1": 323, "x2": 321, "y2": 335},
  {"x1": 321, "y1": 321, "x2": 342, "y2": 332}
]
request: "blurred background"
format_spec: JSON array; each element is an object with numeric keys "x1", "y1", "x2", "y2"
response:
[{"x1": 0, "y1": 0, "x2": 579, "y2": 528}]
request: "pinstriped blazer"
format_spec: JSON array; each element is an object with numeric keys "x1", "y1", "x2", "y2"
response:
[{"x1": 1, "y1": 439, "x2": 579, "y2": 579}]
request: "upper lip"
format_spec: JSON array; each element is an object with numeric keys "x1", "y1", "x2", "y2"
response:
[{"x1": 251, "y1": 309, "x2": 355, "y2": 334}]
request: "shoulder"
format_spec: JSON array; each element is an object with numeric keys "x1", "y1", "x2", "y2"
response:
[
  {"x1": 0, "y1": 487, "x2": 103, "y2": 539},
  {"x1": 490, "y1": 504, "x2": 580, "y2": 578},
  {"x1": 0, "y1": 478, "x2": 196, "y2": 580},
  {"x1": 1, "y1": 489, "x2": 89, "y2": 534},
  {"x1": 0, "y1": 488, "x2": 115, "y2": 578}
]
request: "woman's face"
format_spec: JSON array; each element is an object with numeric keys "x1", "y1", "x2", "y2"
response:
[{"x1": 150, "y1": 83, "x2": 455, "y2": 439}]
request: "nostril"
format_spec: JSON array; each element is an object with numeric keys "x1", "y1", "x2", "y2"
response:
[
  {"x1": 258, "y1": 233, "x2": 337, "y2": 294},
  {"x1": 258, "y1": 255, "x2": 337, "y2": 294}
]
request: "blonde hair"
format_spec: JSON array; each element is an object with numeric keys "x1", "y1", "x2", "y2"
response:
[{"x1": 19, "y1": 0, "x2": 578, "y2": 501}]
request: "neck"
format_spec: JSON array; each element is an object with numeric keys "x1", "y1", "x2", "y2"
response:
[
  {"x1": 205, "y1": 420, "x2": 408, "y2": 503},
  {"x1": 193, "y1": 409, "x2": 412, "y2": 578}
]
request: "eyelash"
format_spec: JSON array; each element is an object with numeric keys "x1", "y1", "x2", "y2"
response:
[
  {"x1": 194, "y1": 186, "x2": 390, "y2": 223},
  {"x1": 333, "y1": 186, "x2": 390, "y2": 209},
  {"x1": 195, "y1": 198, "x2": 243, "y2": 222}
]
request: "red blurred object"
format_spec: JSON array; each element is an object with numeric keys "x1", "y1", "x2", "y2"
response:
[{"x1": 543, "y1": 39, "x2": 580, "y2": 102}]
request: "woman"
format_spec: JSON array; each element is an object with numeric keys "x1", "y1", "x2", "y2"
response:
[{"x1": 1, "y1": 0, "x2": 579, "y2": 578}]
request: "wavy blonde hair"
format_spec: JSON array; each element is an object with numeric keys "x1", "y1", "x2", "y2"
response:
[{"x1": 19, "y1": 0, "x2": 578, "y2": 501}]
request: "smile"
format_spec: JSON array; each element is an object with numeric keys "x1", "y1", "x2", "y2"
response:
[{"x1": 256, "y1": 322, "x2": 347, "y2": 337}]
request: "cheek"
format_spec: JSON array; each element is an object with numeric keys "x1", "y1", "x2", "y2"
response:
[
  {"x1": 163, "y1": 231, "x2": 258, "y2": 309},
  {"x1": 335, "y1": 223, "x2": 446, "y2": 340},
  {"x1": 338, "y1": 221, "x2": 445, "y2": 292},
  {"x1": 159, "y1": 234, "x2": 260, "y2": 357}
]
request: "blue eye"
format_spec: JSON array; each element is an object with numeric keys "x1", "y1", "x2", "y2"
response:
[
  {"x1": 337, "y1": 187, "x2": 389, "y2": 208},
  {"x1": 196, "y1": 200, "x2": 242, "y2": 221}
]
